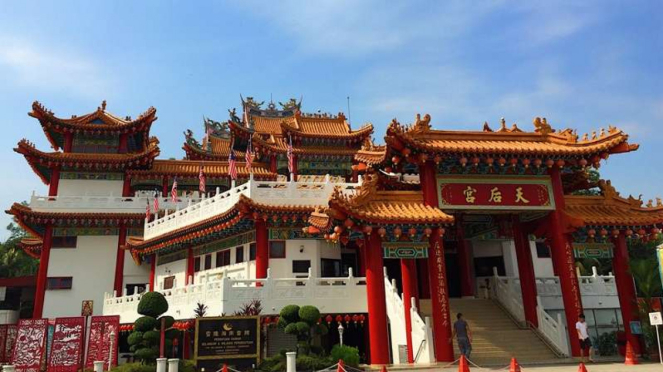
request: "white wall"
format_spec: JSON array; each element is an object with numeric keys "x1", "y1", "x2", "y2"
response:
[
  {"x1": 531, "y1": 241, "x2": 555, "y2": 277},
  {"x1": 123, "y1": 251, "x2": 150, "y2": 289},
  {"x1": 155, "y1": 257, "x2": 186, "y2": 290},
  {"x1": 268, "y1": 239, "x2": 341, "y2": 279},
  {"x1": 501, "y1": 240, "x2": 519, "y2": 277},
  {"x1": 471, "y1": 240, "x2": 503, "y2": 258},
  {"x1": 58, "y1": 179, "x2": 124, "y2": 196},
  {"x1": 44, "y1": 235, "x2": 118, "y2": 318}
]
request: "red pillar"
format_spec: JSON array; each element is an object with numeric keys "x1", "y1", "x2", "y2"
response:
[
  {"x1": 356, "y1": 246, "x2": 366, "y2": 277},
  {"x1": 113, "y1": 226, "x2": 127, "y2": 296},
  {"x1": 401, "y1": 259, "x2": 417, "y2": 363},
  {"x1": 149, "y1": 255, "x2": 156, "y2": 291},
  {"x1": 548, "y1": 167, "x2": 583, "y2": 357},
  {"x1": 255, "y1": 220, "x2": 269, "y2": 280},
  {"x1": 183, "y1": 331, "x2": 191, "y2": 359},
  {"x1": 512, "y1": 215, "x2": 538, "y2": 327},
  {"x1": 455, "y1": 217, "x2": 474, "y2": 297},
  {"x1": 186, "y1": 248, "x2": 194, "y2": 285},
  {"x1": 351, "y1": 168, "x2": 359, "y2": 183},
  {"x1": 612, "y1": 233, "x2": 641, "y2": 356},
  {"x1": 364, "y1": 233, "x2": 389, "y2": 365},
  {"x1": 118, "y1": 133, "x2": 128, "y2": 154},
  {"x1": 428, "y1": 228, "x2": 454, "y2": 362},
  {"x1": 417, "y1": 259, "x2": 430, "y2": 299},
  {"x1": 33, "y1": 224, "x2": 53, "y2": 318},
  {"x1": 269, "y1": 155, "x2": 277, "y2": 174},
  {"x1": 63, "y1": 133, "x2": 73, "y2": 153},
  {"x1": 162, "y1": 177, "x2": 169, "y2": 196},
  {"x1": 290, "y1": 155, "x2": 298, "y2": 181},
  {"x1": 122, "y1": 175, "x2": 132, "y2": 197},
  {"x1": 48, "y1": 167, "x2": 60, "y2": 197}
]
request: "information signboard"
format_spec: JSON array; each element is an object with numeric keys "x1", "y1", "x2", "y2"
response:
[{"x1": 195, "y1": 316, "x2": 260, "y2": 371}]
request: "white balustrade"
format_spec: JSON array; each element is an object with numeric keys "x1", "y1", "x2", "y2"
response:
[
  {"x1": 491, "y1": 269, "x2": 526, "y2": 324},
  {"x1": 536, "y1": 297, "x2": 570, "y2": 356},
  {"x1": 29, "y1": 191, "x2": 200, "y2": 214},
  {"x1": 144, "y1": 175, "x2": 361, "y2": 240},
  {"x1": 103, "y1": 269, "x2": 367, "y2": 323},
  {"x1": 384, "y1": 269, "x2": 433, "y2": 365}
]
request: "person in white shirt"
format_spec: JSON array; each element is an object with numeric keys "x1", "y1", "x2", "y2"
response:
[{"x1": 576, "y1": 314, "x2": 594, "y2": 363}]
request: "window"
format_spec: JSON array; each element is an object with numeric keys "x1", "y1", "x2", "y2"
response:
[
  {"x1": 292, "y1": 260, "x2": 311, "y2": 274},
  {"x1": 163, "y1": 276, "x2": 175, "y2": 290},
  {"x1": 235, "y1": 246, "x2": 244, "y2": 264},
  {"x1": 269, "y1": 241, "x2": 286, "y2": 259},
  {"x1": 535, "y1": 242, "x2": 551, "y2": 258},
  {"x1": 204, "y1": 255, "x2": 212, "y2": 270},
  {"x1": 46, "y1": 277, "x2": 72, "y2": 290},
  {"x1": 216, "y1": 250, "x2": 231, "y2": 267},
  {"x1": 249, "y1": 243, "x2": 256, "y2": 261},
  {"x1": 52, "y1": 236, "x2": 77, "y2": 248},
  {"x1": 125, "y1": 284, "x2": 146, "y2": 296},
  {"x1": 194, "y1": 257, "x2": 201, "y2": 272}
]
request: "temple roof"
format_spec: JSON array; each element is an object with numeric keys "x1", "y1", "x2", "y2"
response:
[
  {"x1": 564, "y1": 180, "x2": 663, "y2": 228},
  {"x1": 18, "y1": 237, "x2": 42, "y2": 259},
  {"x1": 354, "y1": 141, "x2": 387, "y2": 167},
  {"x1": 252, "y1": 134, "x2": 361, "y2": 157},
  {"x1": 15, "y1": 138, "x2": 160, "y2": 184},
  {"x1": 386, "y1": 115, "x2": 638, "y2": 161},
  {"x1": 6, "y1": 203, "x2": 144, "y2": 238},
  {"x1": 127, "y1": 159, "x2": 276, "y2": 180},
  {"x1": 30, "y1": 101, "x2": 157, "y2": 150},
  {"x1": 327, "y1": 173, "x2": 453, "y2": 225}
]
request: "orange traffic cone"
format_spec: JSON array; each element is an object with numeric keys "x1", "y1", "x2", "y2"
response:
[
  {"x1": 578, "y1": 362, "x2": 588, "y2": 372},
  {"x1": 458, "y1": 355, "x2": 470, "y2": 372},
  {"x1": 337, "y1": 359, "x2": 345, "y2": 372},
  {"x1": 380, "y1": 365, "x2": 388, "y2": 372},
  {"x1": 509, "y1": 357, "x2": 521, "y2": 372},
  {"x1": 624, "y1": 341, "x2": 639, "y2": 365},
  {"x1": 222, "y1": 364, "x2": 229, "y2": 372}
]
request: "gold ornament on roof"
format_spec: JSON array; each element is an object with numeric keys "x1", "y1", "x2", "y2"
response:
[
  {"x1": 410, "y1": 114, "x2": 431, "y2": 133},
  {"x1": 533, "y1": 117, "x2": 553, "y2": 134}
]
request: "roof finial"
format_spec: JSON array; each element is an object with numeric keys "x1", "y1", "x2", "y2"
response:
[
  {"x1": 101, "y1": 100, "x2": 107, "y2": 111},
  {"x1": 500, "y1": 117, "x2": 507, "y2": 130}
]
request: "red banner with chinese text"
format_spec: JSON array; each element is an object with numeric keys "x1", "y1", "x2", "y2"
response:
[
  {"x1": 84, "y1": 316, "x2": 119, "y2": 369},
  {"x1": 437, "y1": 177, "x2": 555, "y2": 210},
  {"x1": 48, "y1": 317, "x2": 85, "y2": 372},
  {"x1": 11, "y1": 319, "x2": 48, "y2": 372}
]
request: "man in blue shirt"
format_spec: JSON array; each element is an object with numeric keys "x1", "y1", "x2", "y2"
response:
[{"x1": 452, "y1": 312, "x2": 472, "y2": 359}]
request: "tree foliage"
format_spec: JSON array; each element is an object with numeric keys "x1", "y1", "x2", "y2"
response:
[
  {"x1": 129, "y1": 292, "x2": 178, "y2": 364},
  {"x1": 0, "y1": 222, "x2": 38, "y2": 278},
  {"x1": 277, "y1": 305, "x2": 326, "y2": 355}
]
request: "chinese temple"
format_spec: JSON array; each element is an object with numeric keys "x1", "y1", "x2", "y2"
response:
[{"x1": 8, "y1": 97, "x2": 663, "y2": 366}]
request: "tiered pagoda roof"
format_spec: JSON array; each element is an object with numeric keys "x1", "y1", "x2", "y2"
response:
[
  {"x1": 564, "y1": 180, "x2": 663, "y2": 229},
  {"x1": 30, "y1": 101, "x2": 157, "y2": 151},
  {"x1": 127, "y1": 159, "x2": 276, "y2": 181},
  {"x1": 16, "y1": 138, "x2": 160, "y2": 184},
  {"x1": 18, "y1": 236, "x2": 43, "y2": 259},
  {"x1": 381, "y1": 114, "x2": 638, "y2": 169}
]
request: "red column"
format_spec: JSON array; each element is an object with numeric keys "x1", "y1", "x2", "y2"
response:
[
  {"x1": 351, "y1": 168, "x2": 359, "y2": 183},
  {"x1": 364, "y1": 233, "x2": 389, "y2": 365},
  {"x1": 183, "y1": 331, "x2": 191, "y2": 359},
  {"x1": 401, "y1": 259, "x2": 417, "y2": 363},
  {"x1": 162, "y1": 177, "x2": 169, "y2": 196},
  {"x1": 417, "y1": 259, "x2": 430, "y2": 299},
  {"x1": 113, "y1": 226, "x2": 127, "y2": 295},
  {"x1": 63, "y1": 133, "x2": 73, "y2": 153},
  {"x1": 118, "y1": 133, "x2": 128, "y2": 154},
  {"x1": 455, "y1": 217, "x2": 474, "y2": 297},
  {"x1": 512, "y1": 215, "x2": 538, "y2": 327},
  {"x1": 255, "y1": 220, "x2": 269, "y2": 280},
  {"x1": 290, "y1": 155, "x2": 298, "y2": 181},
  {"x1": 33, "y1": 224, "x2": 53, "y2": 318},
  {"x1": 48, "y1": 167, "x2": 60, "y2": 197},
  {"x1": 186, "y1": 248, "x2": 194, "y2": 285},
  {"x1": 612, "y1": 233, "x2": 641, "y2": 356},
  {"x1": 122, "y1": 175, "x2": 132, "y2": 197},
  {"x1": 149, "y1": 255, "x2": 156, "y2": 291},
  {"x1": 356, "y1": 246, "x2": 366, "y2": 277},
  {"x1": 548, "y1": 167, "x2": 583, "y2": 357},
  {"x1": 428, "y1": 228, "x2": 454, "y2": 362},
  {"x1": 269, "y1": 155, "x2": 277, "y2": 174}
]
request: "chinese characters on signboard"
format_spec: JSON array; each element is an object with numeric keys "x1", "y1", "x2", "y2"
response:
[
  {"x1": 195, "y1": 316, "x2": 260, "y2": 371},
  {"x1": 437, "y1": 177, "x2": 555, "y2": 210}
]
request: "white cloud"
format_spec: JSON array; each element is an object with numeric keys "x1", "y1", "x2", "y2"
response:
[{"x1": 0, "y1": 38, "x2": 111, "y2": 98}]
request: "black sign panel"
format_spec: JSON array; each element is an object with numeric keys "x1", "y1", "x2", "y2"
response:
[{"x1": 194, "y1": 316, "x2": 260, "y2": 369}]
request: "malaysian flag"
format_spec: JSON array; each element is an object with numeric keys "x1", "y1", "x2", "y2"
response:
[
  {"x1": 287, "y1": 135, "x2": 294, "y2": 174},
  {"x1": 171, "y1": 177, "x2": 178, "y2": 202},
  {"x1": 245, "y1": 141, "x2": 253, "y2": 174},
  {"x1": 153, "y1": 194, "x2": 159, "y2": 213},
  {"x1": 145, "y1": 200, "x2": 151, "y2": 221},
  {"x1": 228, "y1": 141, "x2": 238, "y2": 180},
  {"x1": 199, "y1": 164, "x2": 206, "y2": 194}
]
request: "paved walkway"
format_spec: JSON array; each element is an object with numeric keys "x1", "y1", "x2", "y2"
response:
[{"x1": 412, "y1": 362, "x2": 663, "y2": 372}]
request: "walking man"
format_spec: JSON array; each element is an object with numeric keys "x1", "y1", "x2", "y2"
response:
[
  {"x1": 452, "y1": 313, "x2": 472, "y2": 359},
  {"x1": 576, "y1": 314, "x2": 594, "y2": 363}
]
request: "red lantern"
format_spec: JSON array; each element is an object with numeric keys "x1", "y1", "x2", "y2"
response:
[
  {"x1": 352, "y1": 314, "x2": 359, "y2": 324},
  {"x1": 359, "y1": 314, "x2": 366, "y2": 324},
  {"x1": 485, "y1": 157, "x2": 494, "y2": 166},
  {"x1": 424, "y1": 227, "x2": 432, "y2": 237},
  {"x1": 498, "y1": 157, "x2": 506, "y2": 167},
  {"x1": 344, "y1": 219, "x2": 354, "y2": 228},
  {"x1": 402, "y1": 148, "x2": 411, "y2": 157},
  {"x1": 522, "y1": 158, "x2": 531, "y2": 168},
  {"x1": 392, "y1": 156, "x2": 401, "y2": 164},
  {"x1": 599, "y1": 228, "x2": 608, "y2": 237},
  {"x1": 545, "y1": 159, "x2": 555, "y2": 168},
  {"x1": 625, "y1": 229, "x2": 633, "y2": 237},
  {"x1": 408, "y1": 227, "x2": 417, "y2": 237},
  {"x1": 459, "y1": 157, "x2": 468, "y2": 167},
  {"x1": 510, "y1": 158, "x2": 518, "y2": 167},
  {"x1": 439, "y1": 228, "x2": 446, "y2": 236},
  {"x1": 363, "y1": 225, "x2": 373, "y2": 235},
  {"x1": 334, "y1": 226, "x2": 343, "y2": 234},
  {"x1": 378, "y1": 227, "x2": 387, "y2": 237},
  {"x1": 340, "y1": 235, "x2": 350, "y2": 246},
  {"x1": 579, "y1": 158, "x2": 588, "y2": 167},
  {"x1": 393, "y1": 227, "x2": 402, "y2": 238},
  {"x1": 335, "y1": 315, "x2": 343, "y2": 323},
  {"x1": 419, "y1": 153, "x2": 428, "y2": 163},
  {"x1": 534, "y1": 158, "x2": 542, "y2": 168},
  {"x1": 637, "y1": 228, "x2": 646, "y2": 236},
  {"x1": 587, "y1": 229, "x2": 596, "y2": 238},
  {"x1": 471, "y1": 156, "x2": 480, "y2": 166},
  {"x1": 344, "y1": 315, "x2": 351, "y2": 324},
  {"x1": 612, "y1": 229, "x2": 620, "y2": 238},
  {"x1": 434, "y1": 155, "x2": 442, "y2": 164},
  {"x1": 325, "y1": 315, "x2": 333, "y2": 325},
  {"x1": 556, "y1": 159, "x2": 565, "y2": 168}
]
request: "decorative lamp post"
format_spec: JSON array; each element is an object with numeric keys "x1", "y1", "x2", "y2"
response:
[
  {"x1": 108, "y1": 330, "x2": 115, "y2": 371},
  {"x1": 338, "y1": 323, "x2": 345, "y2": 346}
]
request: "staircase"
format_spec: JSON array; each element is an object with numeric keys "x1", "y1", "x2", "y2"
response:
[{"x1": 419, "y1": 298, "x2": 558, "y2": 365}]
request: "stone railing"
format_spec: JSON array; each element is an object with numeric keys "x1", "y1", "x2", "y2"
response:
[
  {"x1": 384, "y1": 269, "x2": 434, "y2": 365},
  {"x1": 492, "y1": 269, "x2": 526, "y2": 324},
  {"x1": 537, "y1": 297, "x2": 570, "y2": 356},
  {"x1": 144, "y1": 175, "x2": 361, "y2": 240},
  {"x1": 30, "y1": 192, "x2": 200, "y2": 214},
  {"x1": 103, "y1": 269, "x2": 367, "y2": 323}
]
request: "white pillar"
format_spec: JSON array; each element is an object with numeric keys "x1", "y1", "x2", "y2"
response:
[
  {"x1": 2, "y1": 365, "x2": 16, "y2": 372},
  {"x1": 168, "y1": 359, "x2": 179, "y2": 372},
  {"x1": 286, "y1": 352, "x2": 296, "y2": 372},
  {"x1": 156, "y1": 358, "x2": 168, "y2": 372},
  {"x1": 93, "y1": 361, "x2": 104, "y2": 372}
]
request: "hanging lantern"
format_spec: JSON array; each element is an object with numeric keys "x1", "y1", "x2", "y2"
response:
[
  {"x1": 378, "y1": 227, "x2": 387, "y2": 237},
  {"x1": 498, "y1": 157, "x2": 506, "y2": 167},
  {"x1": 392, "y1": 156, "x2": 401, "y2": 165},
  {"x1": 459, "y1": 156, "x2": 468, "y2": 167},
  {"x1": 522, "y1": 158, "x2": 531, "y2": 168},
  {"x1": 334, "y1": 226, "x2": 344, "y2": 234},
  {"x1": 340, "y1": 235, "x2": 350, "y2": 246},
  {"x1": 471, "y1": 156, "x2": 480, "y2": 166},
  {"x1": 652, "y1": 227, "x2": 660, "y2": 235},
  {"x1": 587, "y1": 229, "x2": 596, "y2": 238},
  {"x1": 359, "y1": 314, "x2": 366, "y2": 324},
  {"x1": 485, "y1": 157, "x2": 494, "y2": 166},
  {"x1": 344, "y1": 315, "x2": 352, "y2": 324},
  {"x1": 352, "y1": 314, "x2": 359, "y2": 325},
  {"x1": 556, "y1": 159, "x2": 566, "y2": 168},
  {"x1": 434, "y1": 155, "x2": 443, "y2": 165},
  {"x1": 344, "y1": 219, "x2": 354, "y2": 228},
  {"x1": 419, "y1": 153, "x2": 428, "y2": 163},
  {"x1": 439, "y1": 227, "x2": 446, "y2": 236},
  {"x1": 393, "y1": 227, "x2": 402, "y2": 238},
  {"x1": 335, "y1": 315, "x2": 343, "y2": 323},
  {"x1": 599, "y1": 228, "x2": 608, "y2": 237},
  {"x1": 612, "y1": 229, "x2": 620, "y2": 238},
  {"x1": 510, "y1": 158, "x2": 518, "y2": 167},
  {"x1": 363, "y1": 225, "x2": 373, "y2": 235},
  {"x1": 408, "y1": 227, "x2": 417, "y2": 237},
  {"x1": 402, "y1": 148, "x2": 411, "y2": 158},
  {"x1": 325, "y1": 315, "x2": 333, "y2": 326},
  {"x1": 424, "y1": 227, "x2": 432, "y2": 237},
  {"x1": 579, "y1": 158, "x2": 588, "y2": 168},
  {"x1": 637, "y1": 228, "x2": 646, "y2": 236},
  {"x1": 534, "y1": 158, "x2": 542, "y2": 168},
  {"x1": 545, "y1": 159, "x2": 555, "y2": 168}
]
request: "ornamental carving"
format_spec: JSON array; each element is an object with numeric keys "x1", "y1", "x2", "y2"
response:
[{"x1": 533, "y1": 117, "x2": 554, "y2": 135}]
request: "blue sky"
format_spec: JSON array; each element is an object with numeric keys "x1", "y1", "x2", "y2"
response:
[{"x1": 0, "y1": 1, "x2": 662, "y2": 238}]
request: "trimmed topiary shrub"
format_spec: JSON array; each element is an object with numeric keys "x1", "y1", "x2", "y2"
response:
[
  {"x1": 137, "y1": 292, "x2": 169, "y2": 318},
  {"x1": 134, "y1": 316, "x2": 158, "y2": 332},
  {"x1": 278, "y1": 304, "x2": 327, "y2": 356},
  {"x1": 129, "y1": 292, "x2": 179, "y2": 364},
  {"x1": 331, "y1": 344, "x2": 360, "y2": 366}
]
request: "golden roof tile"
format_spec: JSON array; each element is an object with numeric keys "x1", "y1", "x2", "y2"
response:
[{"x1": 127, "y1": 159, "x2": 276, "y2": 179}]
